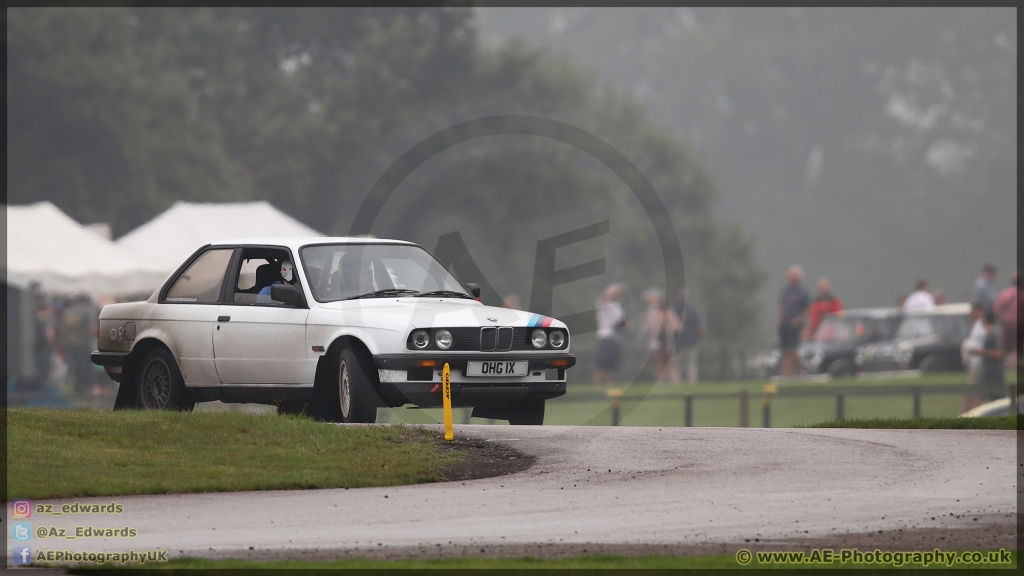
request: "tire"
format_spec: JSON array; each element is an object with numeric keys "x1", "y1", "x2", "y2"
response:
[
  {"x1": 505, "y1": 399, "x2": 545, "y2": 425},
  {"x1": 136, "y1": 348, "x2": 194, "y2": 411},
  {"x1": 918, "y1": 354, "x2": 947, "y2": 374},
  {"x1": 826, "y1": 359, "x2": 856, "y2": 378},
  {"x1": 338, "y1": 347, "x2": 378, "y2": 423}
]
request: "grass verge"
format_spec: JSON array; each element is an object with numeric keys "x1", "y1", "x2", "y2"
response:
[
  {"x1": 802, "y1": 415, "x2": 1019, "y2": 429},
  {"x1": 8, "y1": 408, "x2": 459, "y2": 500}
]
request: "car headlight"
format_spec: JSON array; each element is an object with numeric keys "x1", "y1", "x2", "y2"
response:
[
  {"x1": 549, "y1": 330, "x2": 565, "y2": 348},
  {"x1": 896, "y1": 344, "x2": 913, "y2": 365},
  {"x1": 531, "y1": 329, "x2": 547, "y2": 348},
  {"x1": 411, "y1": 330, "x2": 430, "y2": 350},
  {"x1": 435, "y1": 329, "x2": 453, "y2": 350}
]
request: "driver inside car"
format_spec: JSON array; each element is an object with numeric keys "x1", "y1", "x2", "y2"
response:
[{"x1": 256, "y1": 259, "x2": 296, "y2": 303}]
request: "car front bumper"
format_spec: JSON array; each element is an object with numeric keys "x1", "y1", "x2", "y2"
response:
[{"x1": 373, "y1": 353, "x2": 573, "y2": 408}]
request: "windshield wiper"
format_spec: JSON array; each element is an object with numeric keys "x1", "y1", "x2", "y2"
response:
[
  {"x1": 345, "y1": 288, "x2": 420, "y2": 300},
  {"x1": 415, "y1": 290, "x2": 475, "y2": 299}
]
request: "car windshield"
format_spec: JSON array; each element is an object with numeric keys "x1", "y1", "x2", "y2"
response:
[
  {"x1": 896, "y1": 315, "x2": 943, "y2": 339},
  {"x1": 299, "y1": 243, "x2": 470, "y2": 302},
  {"x1": 812, "y1": 317, "x2": 865, "y2": 343}
]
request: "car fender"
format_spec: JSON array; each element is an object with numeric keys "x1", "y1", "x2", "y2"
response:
[{"x1": 128, "y1": 327, "x2": 182, "y2": 364}]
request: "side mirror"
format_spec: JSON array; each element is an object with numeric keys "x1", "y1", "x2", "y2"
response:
[
  {"x1": 465, "y1": 283, "x2": 481, "y2": 298},
  {"x1": 271, "y1": 284, "x2": 303, "y2": 306}
]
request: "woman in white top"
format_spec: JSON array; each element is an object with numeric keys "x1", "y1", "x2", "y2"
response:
[{"x1": 594, "y1": 283, "x2": 629, "y2": 384}]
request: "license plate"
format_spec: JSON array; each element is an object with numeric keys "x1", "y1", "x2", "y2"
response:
[{"x1": 465, "y1": 360, "x2": 529, "y2": 377}]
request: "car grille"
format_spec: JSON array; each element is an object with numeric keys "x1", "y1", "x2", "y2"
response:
[
  {"x1": 453, "y1": 327, "x2": 522, "y2": 351},
  {"x1": 407, "y1": 327, "x2": 567, "y2": 351}
]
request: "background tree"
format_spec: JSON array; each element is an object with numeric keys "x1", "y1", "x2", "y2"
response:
[{"x1": 7, "y1": 7, "x2": 765, "y2": 380}]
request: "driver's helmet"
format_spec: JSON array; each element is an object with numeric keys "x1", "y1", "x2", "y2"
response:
[{"x1": 280, "y1": 260, "x2": 294, "y2": 283}]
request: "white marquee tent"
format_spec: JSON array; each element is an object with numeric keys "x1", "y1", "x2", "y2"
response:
[
  {"x1": 4, "y1": 202, "x2": 176, "y2": 297},
  {"x1": 115, "y1": 201, "x2": 323, "y2": 264}
]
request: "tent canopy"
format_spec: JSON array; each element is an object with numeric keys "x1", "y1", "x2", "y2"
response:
[
  {"x1": 115, "y1": 201, "x2": 323, "y2": 264},
  {"x1": 4, "y1": 202, "x2": 176, "y2": 297}
]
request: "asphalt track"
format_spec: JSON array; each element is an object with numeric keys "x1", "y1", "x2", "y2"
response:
[{"x1": 11, "y1": 425, "x2": 1017, "y2": 563}]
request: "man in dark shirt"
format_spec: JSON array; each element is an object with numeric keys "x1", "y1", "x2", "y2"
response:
[
  {"x1": 778, "y1": 265, "x2": 810, "y2": 379},
  {"x1": 672, "y1": 289, "x2": 706, "y2": 384}
]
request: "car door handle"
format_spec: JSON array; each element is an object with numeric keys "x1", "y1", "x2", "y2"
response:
[{"x1": 217, "y1": 316, "x2": 231, "y2": 322}]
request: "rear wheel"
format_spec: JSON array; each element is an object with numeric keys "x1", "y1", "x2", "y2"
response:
[
  {"x1": 137, "y1": 348, "x2": 193, "y2": 411},
  {"x1": 826, "y1": 359, "x2": 856, "y2": 378}
]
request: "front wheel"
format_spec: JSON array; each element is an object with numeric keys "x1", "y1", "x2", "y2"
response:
[
  {"x1": 137, "y1": 348, "x2": 194, "y2": 411},
  {"x1": 338, "y1": 348, "x2": 378, "y2": 423},
  {"x1": 918, "y1": 354, "x2": 947, "y2": 374}
]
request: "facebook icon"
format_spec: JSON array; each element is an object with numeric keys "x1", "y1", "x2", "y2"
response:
[{"x1": 13, "y1": 546, "x2": 33, "y2": 566}]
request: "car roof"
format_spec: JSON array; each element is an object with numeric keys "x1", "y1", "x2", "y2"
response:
[
  {"x1": 208, "y1": 236, "x2": 417, "y2": 251},
  {"x1": 826, "y1": 307, "x2": 902, "y2": 319},
  {"x1": 905, "y1": 302, "x2": 971, "y2": 315}
]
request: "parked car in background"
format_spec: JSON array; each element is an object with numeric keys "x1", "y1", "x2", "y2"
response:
[
  {"x1": 760, "y1": 308, "x2": 903, "y2": 378},
  {"x1": 798, "y1": 308, "x2": 904, "y2": 377},
  {"x1": 855, "y1": 303, "x2": 972, "y2": 374},
  {"x1": 92, "y1": 238, "x2": 575, "y2": 425},
  {"x1": 960, "y1": 397, "x2": 1023, "y2": 418}
]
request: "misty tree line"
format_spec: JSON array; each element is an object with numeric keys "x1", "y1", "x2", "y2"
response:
[{"x1": 7, "y1": 8, "x2": 766, "y2": 372}]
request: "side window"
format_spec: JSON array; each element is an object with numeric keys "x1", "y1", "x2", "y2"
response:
[
  {"x1": 165, "y1": 249, "x2": 233, "y2": 303},
  {"x1": 230, "y1": 248, "x2": 301, "y2": 306}
]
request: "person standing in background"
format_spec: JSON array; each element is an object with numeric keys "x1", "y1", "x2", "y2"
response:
[
  {"x1": 31, "y1": 289, "x2": 56, "y2": 391},
  {"x1": 993, "y1": 271, "x2": 1019, "y2": 369},
  {"x1": 973, "y1": 263, "x2": 998, "y2": 314},
  {"x1": 961, "y1": 302, "x2": 986, "y2": 413},
  {"x1": 805, "y1": 277, "x2": 843, "y2": 340},
  {"x1": 970, "y1": 310, "x2": 1004, "y2": 403},
  {"x1": 903, "y1": 279, "x2": 936, "y2": 312},
  {"x1": 62, "y1": 294, "x2": 97, "y2": 394},
  {"x1": 672, "y1": 289, "x2": 706, "y2": 384},
  {"x1": 646, "y1": 293, "x2": 681, "y2": 383},
  {"x1": 778, "y1": 265, "x2": 810, "y2": 379},
  {"x1": 593, "y1": 283, "x2": 629, "y2": 384}
]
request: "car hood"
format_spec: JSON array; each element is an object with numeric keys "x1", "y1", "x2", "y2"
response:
[{"x1": 314, "y1": 298, "x2": 567, "y2": 330}]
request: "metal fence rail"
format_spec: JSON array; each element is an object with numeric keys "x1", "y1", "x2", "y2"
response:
[{"x1": 562, "y1": 383, "x2": 1019, "y2": 427}]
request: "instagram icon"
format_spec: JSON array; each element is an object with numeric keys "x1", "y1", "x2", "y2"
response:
[{"x1": 12, "y1": 499, "x2": 32, "y2": 519}]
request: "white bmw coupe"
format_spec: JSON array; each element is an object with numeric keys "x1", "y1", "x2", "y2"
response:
[{"x1": 92, "y1": 237, "x2": 573, "y2": 424}]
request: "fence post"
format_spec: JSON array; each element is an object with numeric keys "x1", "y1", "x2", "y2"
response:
[
  {"x1": 740, "y1": 389, "x2": 749, "y2": 428},
  {"x1": 1007, "y1": 383, "x2": 1018, "y2": 414},
  {"x1": 912, "y1": 387, "x2": 921, "y2": 418},
  {"x1": 607, "y1": 388, "x2": 622, "y2": 426},
  {"x1": 762, "y1": 384, "x2": 776, "y2": 428},
  {"x1": 684, "y1": 395, "x2": 693, "y2": 427},
  {"x1": 462, "y1": 407, "x2": 471, "y2": 425},
  {"x1": 836, "y1": 394, "x2": 844, "y2": 421}
]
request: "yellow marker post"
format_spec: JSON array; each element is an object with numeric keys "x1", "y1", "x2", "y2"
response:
[{"x1": 442, "y1": 363, "x2": 453, "y2": 442}]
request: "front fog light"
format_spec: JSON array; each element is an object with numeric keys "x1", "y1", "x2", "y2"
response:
[
  {"x1": 549, "y1": 330, "x2": 565, "y2": 348},
  {"x1": 435, "y1": 329, "x2": 453, "y2": 350},
  {"x1": 411, "y1": 330, "x2": 430, "y2": 349},
  {"x1": 531, "y1": 329, "x2": 547, "y2": 348}
]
